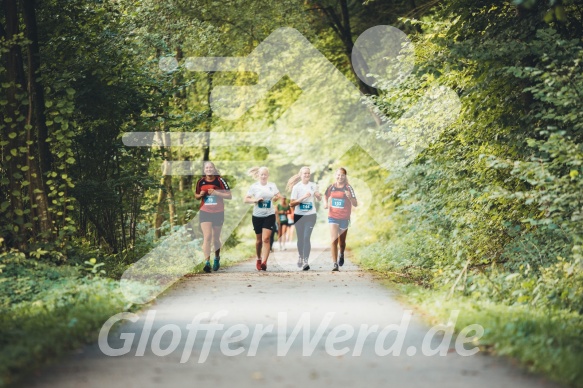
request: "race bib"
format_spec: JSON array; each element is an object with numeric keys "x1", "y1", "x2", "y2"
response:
[
  {"x1": 279, "y1": 214, "x2": 287, "y2": 221},
  {"x1": 299, "y1": 202, "x2": 313, "y2": 211},
  {"x1": 258, "y1": 200, "x2": 271, "y2": 209},
  {"x1": 331, "y1": 198, "x2": 345, "y2": 208},
  {"x1": 204, "y1": 195, "x2": 218, "y2": 205}
]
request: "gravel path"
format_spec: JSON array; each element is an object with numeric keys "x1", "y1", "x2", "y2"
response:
[{"x1": 23, "y1": 244, "x2": 561, "y2": 388}]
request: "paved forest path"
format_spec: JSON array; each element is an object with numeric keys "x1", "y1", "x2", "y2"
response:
[{"x1": 24, "y1": 244, "x2": 560, "y2": 388}]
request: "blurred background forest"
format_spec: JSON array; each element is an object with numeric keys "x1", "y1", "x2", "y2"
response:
[{"x1": 1, "y1": 0, "x2": 582, "y2": 386}]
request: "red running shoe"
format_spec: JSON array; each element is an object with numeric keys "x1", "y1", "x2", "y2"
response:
[
  {"x1": 256, "y1": 259, "x2": 262, "y2": 271},
  {"x1": 261, "y1": 262, "x2": 267, "y2": 271}
]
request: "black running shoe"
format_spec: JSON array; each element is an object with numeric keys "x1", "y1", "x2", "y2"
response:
[
  {"x1": 203, "y1": 261, "x2": 211, "y2": 273},
  {"x1": 332, "y1": 263, "x2": 339, "y2": 272},
  {"x1": 339, "y1": 253, "x2": 345, "y2": 267},
  {"x1": 302, "y1": 258, "x2": 310, "y2": 271}
]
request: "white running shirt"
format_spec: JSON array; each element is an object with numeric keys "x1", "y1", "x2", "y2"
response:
[
  {"x1": 247, "y1": 182, "x2": 280, "y2": 217},
  {"x1": 291, "y1": 181, "x2": 318, "y2": 216}
]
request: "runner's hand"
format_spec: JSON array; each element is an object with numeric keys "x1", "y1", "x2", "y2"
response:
[
  {"x1": 207, "y1": 189, "x2": 215, "y2": 195},
  {"x1": 344, "y1": 190, "x2": 352, "y2": 198},
  {"x1": 200, "y1": 190, "x2": 207, "y2": 197}
]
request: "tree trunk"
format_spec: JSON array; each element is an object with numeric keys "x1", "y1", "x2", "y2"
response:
[
  {"x1": 3, "y1": 0, "x2": 29, "y2": 249},
  {"x1": 202, "y1": 72, "x2": 214, "y2": 161},
  {"x1": 22, "y1": 0, "x2": 51, "y2": 175},
  {"x1": 154, "y1": 175, "x2": 167, "y2": 239},
  {"x1": 317, "y1": 0, "x2": 378, "y2": 97},
  {"x1": 308, "y1": 0, "x2": 381, "y2": 126},
  {"x1": 165, "y1": 172, "x2": 176, "y2": 228},
  {"x1": 178, "y1": 132, "x2": 187, "y2": 224},
  {"x1": 154, "y1": 172, "x2": 176, "y2": 238},
  {"x1": 154, "y1": 132, "x2": 176, "y2": 238},
  {"x1": 22, "y1": 0, "x2": 52, "y2": 237}
]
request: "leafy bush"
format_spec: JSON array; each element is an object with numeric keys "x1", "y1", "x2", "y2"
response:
[
  {"x1": 358, "y1": 4, "x2": 583, "y2": 385},
  {"x1": 0, "y1": 251, "x2": 133, "y2": 386}
]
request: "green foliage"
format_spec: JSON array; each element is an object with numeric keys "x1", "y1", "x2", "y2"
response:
[
  {"x1": 357, "y1": 2, "x2": 583, "y2": 384},
  {"x1": 363, "y1": 0, "x2": 583, "y2": 311},
  {"x1": 0, "y1": 251, "x2": 77, "y2": 307},
  {"x1": 83, "y1": 258, "x2": 106, "y2": 277},
  {"x1": 2, "y1": 0, "x2": 582, "y2": 385},
  {"x1": 0, "y1": 241, "x2": 261, "y2": 386},
  {"x1": 397, "y1": 285, "x2": 583, "y2": 386},
  {"x1": 0, "y1": 249, "x2": 135, "y2": 386}
]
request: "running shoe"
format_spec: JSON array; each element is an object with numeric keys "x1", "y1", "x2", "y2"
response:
[
  {"x1": 302, "y1": 258, "x2": 310, "y2": 271},
  {"x1": 203, "y1": 261, "x2": 211, "y2": 273},
  {"x1": 332, "y1": 263, "x2": 339, "y2": 271},
  {"x1": 261, "y1": 262, "x2": 267, "y2": 271},
  {"x1": 213, "y1": 258, "x2": 220, "y2": 271},
  {"x1": 297, "y1": 255, "x2": 303, "y2": 268},
  {"x1": 339, "y1": 252, "x2": 345, "y2": 267},
  {"x1": 256, "y1": 259, "x2": 262, "y2": 271}
]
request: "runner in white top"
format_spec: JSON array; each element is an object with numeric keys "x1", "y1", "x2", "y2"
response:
[
  {"x1": 244, "y1": 166, "x2": 280, "y2": 271},
  {"x1": 247, "y1": 181, "x2": 279, "y2": 217},
  {"x1": 287, "y1": 166, "x2": 322, "y2": 270},
  {"x1": 291, "y1": 181, "x2": 318, "y2": 216}
]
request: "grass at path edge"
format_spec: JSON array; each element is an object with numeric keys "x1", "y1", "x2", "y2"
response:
[
  {"x1": 353, "y1": 253, "x2": 583, "y2": 388},
  {"x1": 0, "y1": 242, "x2": 255, "y2": 387}
]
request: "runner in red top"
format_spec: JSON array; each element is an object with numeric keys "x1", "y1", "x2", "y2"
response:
[
  {"x1": 195, "y1": 161, "x2": 231, "y2": 273},
  {"x1": 323, "y1": 167, "x2": 357, "y2": 272}
]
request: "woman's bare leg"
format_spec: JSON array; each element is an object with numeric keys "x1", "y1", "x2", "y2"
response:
[
  {"x1": 329, "y1": 223, "x2": 340, "y2": 263},
  {"x1": 201, "y1": 222, "x2": 213, "y2": 261},
  {"x1": 261, "y1": 228, "x2": 272, "y2": 264},
  {"x1": 255, "y1": 233, "x2": 262, "y2": 260}
]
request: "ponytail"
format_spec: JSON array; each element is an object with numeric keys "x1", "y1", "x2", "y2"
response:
[
  {"x1": 286, "y1": 166, "x2": 310, "y2": 191},
  {"x1": 247, "y1": 166, "x2": 269, "y2": 180}
]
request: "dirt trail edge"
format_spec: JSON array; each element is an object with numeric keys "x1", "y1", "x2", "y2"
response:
[{"x1": 23, "y1": 245, "x2": 561, "y2": 388}]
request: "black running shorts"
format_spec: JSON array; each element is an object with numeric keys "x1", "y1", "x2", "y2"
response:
[{"x1": 252, "y1": 214, "x2": 276, "y2": 234}]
